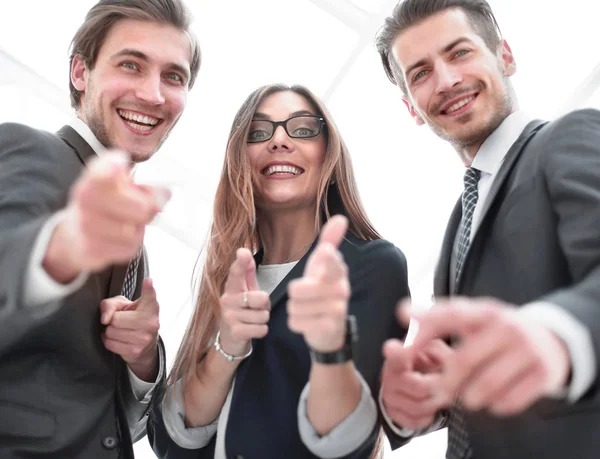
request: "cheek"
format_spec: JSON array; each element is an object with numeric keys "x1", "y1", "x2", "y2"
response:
[{"x1": 165, "y1": 89, "x2": 187, "y2": 119}]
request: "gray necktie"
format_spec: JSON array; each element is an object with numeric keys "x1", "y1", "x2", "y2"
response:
[{"x1": 447, "y1": 167, "x2": 480, "y2": 459}]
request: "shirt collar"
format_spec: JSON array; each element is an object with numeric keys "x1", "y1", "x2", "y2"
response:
[
  {"x1": 471, "y1": 110, "x2": 534, "y2": 176},
  {"x1": 68, "y1": 115, "x2": 107, "y2": 157}
]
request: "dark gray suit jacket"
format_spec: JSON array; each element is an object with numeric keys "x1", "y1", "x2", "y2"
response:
[
  {"x1": 0, "y1": 123, "x2": 164, "y2": 459},
  {"x1": 434, "y1": 109, "x2": 600, "y2": 459},
  {"x1": 149, "y1": 234, "x2": 410, "y2": 459}
]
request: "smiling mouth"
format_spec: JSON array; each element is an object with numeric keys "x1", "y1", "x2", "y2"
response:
[
  {"x1": 441, "y1": 94, "x2": 478, "y2": 115},
  {"x1": 118, "y1": 109, "x2": 163, "y2": 133},
  {"x1": 261, "y1": 165, "x2": 304, "y2": 176}
]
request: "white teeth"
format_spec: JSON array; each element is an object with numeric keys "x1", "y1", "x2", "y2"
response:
[
  {"x1": 118, "y1": 110, "x2": 159, "y2": 126},
  {"x1": 264, "y1": 165, "x2": 303, "y2": 176},
  {"x1": 125, "y1": 121, "x2": 154, "y2": 132},
  {"x1": 444, "y1": 96, "x2": 476, "y2": 114}
]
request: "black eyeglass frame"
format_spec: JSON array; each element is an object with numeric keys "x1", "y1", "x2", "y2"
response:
[{"x1": 247, "y1": 115, "x2": 326, "y2": 143}]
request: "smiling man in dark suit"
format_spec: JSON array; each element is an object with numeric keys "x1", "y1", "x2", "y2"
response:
[
  {"x1": 375, "y1": 1, "x2": 600, "y2": 458},
  {"x1": 0, "y1": 1, "x2": 200, "y2": 458}
]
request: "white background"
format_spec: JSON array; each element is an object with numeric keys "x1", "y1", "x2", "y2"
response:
[{"x1": 1, "y1": 0, "x2": 600, "y2": 457}]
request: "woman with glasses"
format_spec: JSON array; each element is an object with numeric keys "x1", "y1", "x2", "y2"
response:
[{"x1": 148, "y1": 84, "x2": 409, "y2": 459}]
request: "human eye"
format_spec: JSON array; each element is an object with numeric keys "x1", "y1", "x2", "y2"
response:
[
  {"x1": 121, "y1": 61, "x2": 139, "y2": 70},
  {"x1": 413, "y1": 69, "x2": 429, "y2": 82},
  {"x1": 453, "y1": 49, "x2": 470, "y2": 58},
  {"x1": 248, "y1": 123, "x2": 271, "y2": 142},
  {"x1": 289, "y1": 117, "x2": 320, "y2": 137},
  {"x1": 165, "y1": 73, "x2": 184, "y2": 84},
  {"x1": 292, "y1": 126, "x2": 317, "y2": 137}
]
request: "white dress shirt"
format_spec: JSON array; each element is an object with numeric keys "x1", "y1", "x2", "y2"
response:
[
  {"x1": 162, "y1": 261, "x2": 378, "y2": 458},
  {"x1": 24, "y1": 116, "x2": 159, "y2": 398},
  {"x1": 380, "y1": 111, "x2": 596, "y2": 438}
]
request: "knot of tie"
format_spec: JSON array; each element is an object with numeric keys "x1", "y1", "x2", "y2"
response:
[{"x1": 464, "y1": 167, "x2": 481, "y2": 189}]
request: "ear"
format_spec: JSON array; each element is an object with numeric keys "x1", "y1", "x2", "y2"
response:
[
  {"x1": 499, "y1": 40, "x2": 516, "y2": 77},
  {"x1": 402, "y1": 97, "x2": 425, "y2": 126},
  {"x1": 71, "y1": 54, "x2": 88, "y2": 93}
]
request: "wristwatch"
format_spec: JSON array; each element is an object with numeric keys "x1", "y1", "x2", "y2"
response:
[{"x1": 309, "y1": 315, "x2": 358, "y2": 364}]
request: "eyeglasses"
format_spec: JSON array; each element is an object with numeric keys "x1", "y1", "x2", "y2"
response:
[{"x1": 247, "y1": 115, "x2": 326, "y2": 143}]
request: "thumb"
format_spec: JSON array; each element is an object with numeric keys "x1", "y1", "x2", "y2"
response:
[
  {"x1": 382, "y1": 338, "x2": 414, "y2": 372},
  {"x1": 318, "y1": 215, "x2": 348, "y2": 249}
]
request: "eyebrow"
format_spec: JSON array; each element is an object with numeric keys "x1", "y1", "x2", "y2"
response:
[
  {"x1": 253, "y1": 110, "x2": 316, "y2": 120},
  {"x1": 404, "y1": 37, "x2": 473, "y2": 78},
  {"x1": 112, "y1": 48, "x2": 191, "y2": 82}
]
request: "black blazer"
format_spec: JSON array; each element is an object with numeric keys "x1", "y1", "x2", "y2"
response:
[
  {"x1": 0, "y1": 123, "x2": 162, "y2": 459},
  {"x1": 149, "y1": 233, "x2": 410, "y2": 459},
  {"x1": 434, "y1": 110, "x2": 600, "y2": 459}
]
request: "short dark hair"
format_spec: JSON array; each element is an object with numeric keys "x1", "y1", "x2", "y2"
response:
[
  {"x1": 69, "y1": 0, "x2": 201, "y2": 109},
  {"x1": 375, "y1": 0, "x2": 502, "y2": 93}
]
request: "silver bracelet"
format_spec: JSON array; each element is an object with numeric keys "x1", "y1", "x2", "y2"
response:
[{"x1": 214, "y1": 330, "x2": 253, "y2": 362}]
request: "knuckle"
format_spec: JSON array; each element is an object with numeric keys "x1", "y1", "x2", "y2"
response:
[
  {"x1": 142, "y1": 333, "x2": 154, "y2": 346},
  {"x1": 131, "y1": 347, "x2": 142, "y2": 358},
  {"x1": 333, "y1": 302, "x2": 346, "y2": 318},
  {"x1": 287, "y1": 317, "x2": 299, "y2": 333},
  {"x1": 260, "y1": 310, "x2": 270, "y2": 323},
  {"x1": 256, "y1": 325, "x2": 269, "y2": 338},
  {"x1": 149, "y1": 317, "x2": 160, "y2": 332}
]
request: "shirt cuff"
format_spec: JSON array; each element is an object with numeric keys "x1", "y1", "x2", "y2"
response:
[
  {"x1": 24, "y1": 211, "x2": 88, "y2": 307},
  {"x1": 127, "y1": 344, "x2": 165, "y2": 403},
  {"x1": 378, "y1": 385, "x2": 415, "y2": 437},
  {"x1": 519, "y1": 301, "x2": 596, "y2": 402},
  {"x1": 297, "y1": 370, "x2": 377, "y2": 459},
  {"x1": 378, "y1": 385, "x2": 446, "y2": 438},
  {"x1": 161, "y1": 379, "x2": 218, "y2": 449}
]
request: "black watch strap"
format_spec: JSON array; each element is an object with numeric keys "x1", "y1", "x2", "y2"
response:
[{"x1": 309, "y1": 315, "x2": 358, "y2": 365}]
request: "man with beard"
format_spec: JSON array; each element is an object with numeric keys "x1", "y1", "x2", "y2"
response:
[
  {"x1": 375, "y1": 1, "x2": 600, "y2": 458},
  {"x1": 0, "y1": 1, "x2": 200, "y2": 458}
]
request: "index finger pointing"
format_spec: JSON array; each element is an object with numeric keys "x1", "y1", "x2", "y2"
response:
[
  {"x1": 318, "y1": 215, "x2": 348, "y2": 249},
  {"x1": 224, "y1": 248, "x2": 254, "y2": 293},
  {"x1": 135, "y1": 278, "x2": 158, "y2": 312},
  {"x1": 409, "y1": 300, "x2": 491, "y2": 351}
]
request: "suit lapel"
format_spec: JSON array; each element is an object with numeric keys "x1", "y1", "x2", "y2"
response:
[
  {"x1": 56, "y1": 125, "x2": 97, "y2": 165},
  {"x1": 434, "y1": 198, "x2": 462, "y2": 297},
  {"x1": 454, "y1": 120, "x2": 547, "y2": 292},
  {"x1": 471, "y1": 120, "x2": 547, "y2": 242}
]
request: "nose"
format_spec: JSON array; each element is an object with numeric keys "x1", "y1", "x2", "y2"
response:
[
  {"x1": 268, "y1": 125, "x2": 293, "y2": 152},
  {"x1": 434, "y1": 62, "x2": 462, "y2": 94},
  {"x1": 135, "y1": 73, "x2": 166, "y2": 105}
]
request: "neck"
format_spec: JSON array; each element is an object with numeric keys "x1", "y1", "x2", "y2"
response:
[
  {"x1": 455, "y1": 103, "x2": 519, "y2": 167},
  {"x1": 258, "y1": 206, "x2": 318, "y2": 264}
]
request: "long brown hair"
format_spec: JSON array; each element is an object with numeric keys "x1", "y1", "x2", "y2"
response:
[
  {"x1": 169, "y1": 84, "x2": 385, "y2": 456},
  {"x1": 170, "y1": 83, "x2": 380, "y2": 383}
]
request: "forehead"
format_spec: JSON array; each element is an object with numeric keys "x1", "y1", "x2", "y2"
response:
[
  {"x1": 98, "y1": 18, "x2": 191, "y2": 70},
  {"x1": 256, "y1": 91, "x2": 316, "y2": 118},
  {"x1": 392, "y1": 8, "x2": 482, "y2": 70}
]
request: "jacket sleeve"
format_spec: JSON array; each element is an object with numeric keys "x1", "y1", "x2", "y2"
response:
[
  {"x1": 0, "y1": 123, "x2": 75, "y2": 357},
  {"x1": 537, "y1": 109, "x2": 600, "y2": 397}
]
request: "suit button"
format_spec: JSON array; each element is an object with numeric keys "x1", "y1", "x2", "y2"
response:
[{"x1": 102, "y1": 436, "x2": 118, "y2": 449}]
